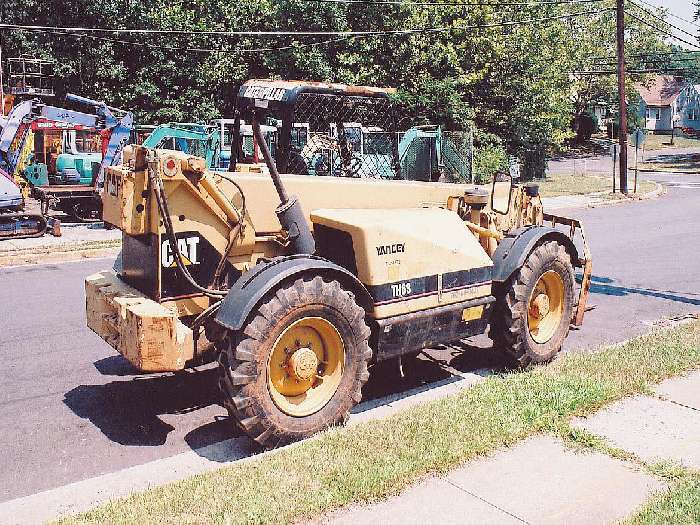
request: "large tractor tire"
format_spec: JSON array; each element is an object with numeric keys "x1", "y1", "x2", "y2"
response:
[
  {"x1": 218, "y1": 276, "x2": 372, "y2": 447},
  {"x1": 491, "y1": 240, "x2": 575, "y2": 367}
]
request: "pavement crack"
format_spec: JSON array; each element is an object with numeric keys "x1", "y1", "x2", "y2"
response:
[
  {"x1": 444, "y1": 479, "x2": 531, "y2": 524},
  {"x1": 655, "y1": 394, "x2": 700, "y2": 413}
]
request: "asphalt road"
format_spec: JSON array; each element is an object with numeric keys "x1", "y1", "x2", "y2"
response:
[{"x1": 1, "y1": 173, "x2": 699, "y2": 503}]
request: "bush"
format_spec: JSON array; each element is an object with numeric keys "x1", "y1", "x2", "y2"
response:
[
  {"x1": 520, "y1": 146, "x2": 548, "y2": 180},
  {"x1": 473, "y1": 130, "x2": 508, "y2": 185},
  {"x1": 574, "y1": 111, "x2": 597, "y2": 142}
]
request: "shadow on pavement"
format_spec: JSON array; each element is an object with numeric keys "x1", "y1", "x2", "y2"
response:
[
  {"x1": 93, "y1": 356, "x2": 142, "y2": 376},
  {"x1": 642, "y1": 152, "x2": 700, "y2": 173},
  {"x1": 67, "y1": 338, "x2": 508, "y2": 459},
  {"x1": 63, "y1": 367, "x2": 223, "y2": 447},
  {"x1": 589, "y1": 275, "x2": 700, "y2": 306},
  {"x1": 358, "y1": 338, "x2": 506, "y2": 414}
]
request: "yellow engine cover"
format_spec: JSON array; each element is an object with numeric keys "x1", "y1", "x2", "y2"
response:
[{"x1": 311, "y1": 207, "x2": 494, "y2": 319}]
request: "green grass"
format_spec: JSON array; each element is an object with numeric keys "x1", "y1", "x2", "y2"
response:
[
  {"x1": 637, "y1": 134, "x2": 700, "y2": 151},
  {"x1": 537, "y1": 173, "x2": 656, "y2": 198},
  {"x1": 626, "y1": 473, "x2": 700, "y2": 525},
  {"x1": 59, "y1": 321, "x2": 700, "y2": 525},
  {"x1": 538, "y1": 173, "x2": 610, "y2": 197},
  {"x1": 560, "y1": 423, "x2": 700, "y2": 525}
]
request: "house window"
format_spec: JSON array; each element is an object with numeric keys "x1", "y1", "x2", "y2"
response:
[
  {"x1": 646, "y1": 108, "x2": 661, "y2": 120},
  {"x1": 689, "y1": 109, "x2": 698, "y2": 121}
]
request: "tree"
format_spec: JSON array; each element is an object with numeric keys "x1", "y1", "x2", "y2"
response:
[{"x1": 0, "y1": 0, "x2": 675, "y2": 166}]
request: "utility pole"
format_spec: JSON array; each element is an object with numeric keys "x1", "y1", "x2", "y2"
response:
[{"x1": 616, "y1": 0, "x2": 629, "y2": 194}]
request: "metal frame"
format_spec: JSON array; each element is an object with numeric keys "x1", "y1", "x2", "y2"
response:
[{"x1": 7, "y1": 57, "x2": 54, "y2": 96}]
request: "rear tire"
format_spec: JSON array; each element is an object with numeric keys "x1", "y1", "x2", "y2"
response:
[
  {"x1": 491, "y1": 241, "x2": 575, "y2": 367},
  {"x1": 218, "y1": 276, "x2": 372, "y2": 447}
]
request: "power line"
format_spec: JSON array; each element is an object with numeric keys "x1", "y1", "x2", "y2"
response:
[
  {"x1": 45, "y1": 30, "x2": 353, "y2": 55},
  {"x1": 628, "y1": 1, "x2": 697, "y2": 41},
  {"x1": 626, "y1": 11, "x2": 700, "y2": 51},
  {"x1": 633, "y1": 0, "x2": 700, "y2": 30},
  {"x1": 592, "y1": 49, "x2": 700, "y2": 62},
  {"x1": 592, "y1": 55, "x2": 700, "y2": 65},
  {"x1": 578, "y1": 67, "x2": 700, "y2": 75},
  {"x1": 302, "y1": 0, "x2": 603, "y2": 5},
  {"x1": 0, "y1": 9, "x2": 611, "y2": 38}
]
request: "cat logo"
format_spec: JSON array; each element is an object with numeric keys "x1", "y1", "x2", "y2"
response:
[{"x1": 161, "y1": 236, "x2": 200, "y2": 268}]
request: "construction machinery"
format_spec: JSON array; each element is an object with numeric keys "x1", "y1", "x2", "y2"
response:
[
  {"x1": 141, "y1": 123, "x2": 221, "y2": 169},
  {"x1": 86, "y1": 80, "x2": 592, "y2": 447},
  {"x1": 214, "y1": 118, "x2": 277, "y2": 170},
  {"x1": 0, "y1": 94, "x2": 134, "y2": 223},
  {"x1": 0, "y1": 100, "x2": 61, "y2": 238}
]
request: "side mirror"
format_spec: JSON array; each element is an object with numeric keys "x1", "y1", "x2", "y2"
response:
[{"x1": 491, "y1": 172, "x2": 513, "y2": 215}]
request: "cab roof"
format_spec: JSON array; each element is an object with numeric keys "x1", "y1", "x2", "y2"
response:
[{"x1": 238, "y1": 79, "x2": 396, "y2": 106}]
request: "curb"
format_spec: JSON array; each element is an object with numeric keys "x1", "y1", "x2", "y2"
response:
[
  {"x1": 637, "y1": 169, "x2": 697, "y2": 175},
  {"x1": 586, "y1": 181, "x2": 665, "y2": 209},
  {"x1": 543, "y1": 180, "x2": 666, "y2": 211},
  {"x1": 0, "y1": 244, "x2": 121, "y2": 268}
]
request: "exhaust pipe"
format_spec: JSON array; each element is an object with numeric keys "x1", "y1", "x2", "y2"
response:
[{"x1": 252, "y1": 117, "x2": 315, "y2": 255}]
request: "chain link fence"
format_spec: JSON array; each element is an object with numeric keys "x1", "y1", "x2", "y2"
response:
[
  {"x1": 291, "y1": 92, "x2": 400, "y2": 179},
  {"x1": 274, "y1": 92, "x2": 473, "y2": 182}
]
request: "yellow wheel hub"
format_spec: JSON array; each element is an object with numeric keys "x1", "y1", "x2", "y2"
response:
[
  {"x1": 527, "y1": 270, "x2": 565, "y2": 344},
  {"x1": 267, "y1": 317, "x2": 345, "y2": 417}
]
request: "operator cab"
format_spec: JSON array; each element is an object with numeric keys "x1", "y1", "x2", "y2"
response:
[{"x1": 232, "y1": 80, "x2": 402, "y2": 179}]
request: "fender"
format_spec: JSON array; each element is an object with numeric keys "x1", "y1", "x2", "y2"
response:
[
  {"x1": 491, "y1": 226, "x2": 580, "y2": 283},
  {"x1": 215, "y1": 255, "x2": 373, "y2": 331}
]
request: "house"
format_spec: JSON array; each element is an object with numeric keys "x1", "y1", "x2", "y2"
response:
[
  {"x1": 589, "y1": 102, "x2": 610, "y2": 131},
  {"x1": 635, "y1": 75, "x2": 700, "y2": 133}
]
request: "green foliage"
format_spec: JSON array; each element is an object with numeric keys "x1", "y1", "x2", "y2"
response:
[
  {"x1": 0, "y1": 0, "x2": 672, "y2": 160},
  {"x1": 472, "y1": 130, "x2": 507, "y2": 184}
]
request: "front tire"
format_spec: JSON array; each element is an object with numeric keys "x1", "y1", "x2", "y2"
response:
[
  {"x1": 218, "y1": 276, "x2": 372, "y2": 447},
  {"x1": 491, "y1": 241, "x2": 575, "y2": 366}
]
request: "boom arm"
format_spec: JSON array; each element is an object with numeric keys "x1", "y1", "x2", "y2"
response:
[
  {"x1": 63, "y1": 93, "x2": 134, "y2": 188},
  {"x1": 141, "y1": 124, "x2": 221, "y2": 169}
]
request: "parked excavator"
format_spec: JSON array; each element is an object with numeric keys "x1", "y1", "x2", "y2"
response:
[
  {"x1": 86, "y1": 80, "x2": 592, "y2": 448},
  {"x1": 141, "y1": 123, "x2": 221, "y2": 169},
  {"x1": 0, "y1": 101, "x2": 62, "y2": 238},
  {"x1": 0, "y1": 94, "x2": 134, "y2": 224}
]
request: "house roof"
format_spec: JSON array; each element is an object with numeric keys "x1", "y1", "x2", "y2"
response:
[{"x1": 636, "y1": 76, "x2": 688, "y2": 106}]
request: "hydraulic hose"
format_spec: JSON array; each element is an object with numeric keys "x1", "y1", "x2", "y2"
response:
[{"x1": 146, "y1": 152, "x2": 227, "y2": 298}]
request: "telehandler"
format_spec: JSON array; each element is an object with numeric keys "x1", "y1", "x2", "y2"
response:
[{"x1": 86, "y1": 80, "x2": 592, "y2": 447}]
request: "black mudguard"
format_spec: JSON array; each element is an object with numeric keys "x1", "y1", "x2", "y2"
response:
[
  {"x1": 491, "y1": 226, "x2": 580, "y2": 283},
  {"x1": 215, "y1": 255, "x2": 373, "y2": 331}
]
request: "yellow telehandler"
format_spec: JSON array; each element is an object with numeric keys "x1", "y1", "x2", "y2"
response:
[{"x1": 86, "y1": 80, "x2": 591, "y2": 447}]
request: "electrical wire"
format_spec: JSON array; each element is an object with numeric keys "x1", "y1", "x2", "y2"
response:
[
  {"x1": 626, "y1": 11, "x2": 700, "y2": 51},
  {"x1": 29, "y1": 29, "x2": 353, "y2": 55},
  {"x1": 592, "y1": 50, "x2": 700, "y2": 61},
  {"x1": 301, "y1": 0, "x2": 603, "y2": 5},
  {"x1": 0, "y1": 9, "x2": 612, "y2": 38},
  {"x1": 592, "y1": 56, "x2": 700, "y2": 66},
  {"x1": 633, "y1": 0, "x2": 700, "y2": 30},
  {"x1": 577, "y1": 68, "x2": 700, "y2": 75},
  {"x1": 627, "y1": 1, "x2": 697, "y2": 41}
]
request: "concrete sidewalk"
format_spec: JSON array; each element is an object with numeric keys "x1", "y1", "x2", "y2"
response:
[{"x1": 321, "y1": 370, "x2": 700, "y2": 525}]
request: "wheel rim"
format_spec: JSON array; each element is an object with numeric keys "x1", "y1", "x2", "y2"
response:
[
  {"x1": 267, "y1": 317, "x2": 345, "y2": 417},
  {"x1": 527, "y1": 270, "x2": 565, "y2": 344}
]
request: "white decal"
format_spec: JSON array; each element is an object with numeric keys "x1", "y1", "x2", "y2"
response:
[
  {"x1": 161, "y1": 236, "x2": 200, "y2": 268},
  {"x1": 243, "y1": 85, "x2": 286, "y2": 101},
  {"x1": 391, "y1": 281, "x2": 412, "y2": 298}
]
